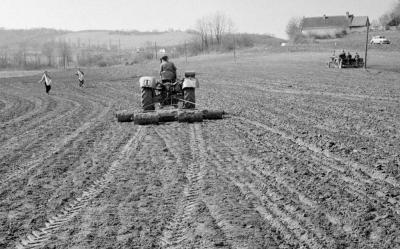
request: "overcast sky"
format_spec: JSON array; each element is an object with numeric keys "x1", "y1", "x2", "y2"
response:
[{"x1": 0, "y1": 0, "x2": 396, "y2": 38}]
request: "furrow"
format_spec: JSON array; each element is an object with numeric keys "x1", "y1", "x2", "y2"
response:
[
  {"x1": 235, "y1": 116, "x2": 400, "y2": 188},
  {"x1": 14, "y1": 126, "x2": 145, "y2": 249}
]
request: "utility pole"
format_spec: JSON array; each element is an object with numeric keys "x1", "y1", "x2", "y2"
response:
[
  {"x1": 154, "y1": 42, "x2": 157, "y2": 60},
  {"x1": 118, "y1": 39, "x2": 121, "y2": 64},
  {"x1": 185, "y1": 41, "x2": 187, "y2": 63},
  {"x1": 233, "y1": 34, "x2": 237, "y2": 63},
  {"x1": 364, "y1": 19, "x2": 370, "y2": 69}
]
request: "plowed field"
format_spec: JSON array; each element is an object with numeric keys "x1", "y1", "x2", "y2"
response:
[{"x1": 1, "y1": 51, "x2": 400, "y2": 249}]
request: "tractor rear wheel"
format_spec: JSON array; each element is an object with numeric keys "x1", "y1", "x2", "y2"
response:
[
  {"x1": 183, "y1": 88, "x2": 195, "y2": 109},
  {"x1": 141, "y1": 87, "x2": 154, "y2": 111}
]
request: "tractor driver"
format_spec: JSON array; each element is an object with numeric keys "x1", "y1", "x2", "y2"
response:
[{"x1": 160, "y1": 55, "x2": 177, "y2": 83}]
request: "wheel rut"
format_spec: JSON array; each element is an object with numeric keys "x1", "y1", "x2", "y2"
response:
[
  {"x1": 156, "y1": 124, "x2": 207, "y2": 248},
  {"x1": 233, "y1": 116, "x2": 400, "y2": 189},
  {"x1": 14, "y1": 126, "x2": 146, "y2": 249}
]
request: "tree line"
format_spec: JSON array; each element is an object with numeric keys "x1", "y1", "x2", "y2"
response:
[{"x1": 0, "y1": 12, "x2": 277, "y2": 69}]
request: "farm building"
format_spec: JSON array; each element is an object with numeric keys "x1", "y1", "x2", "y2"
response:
[{"x1": 301, "y1": 12, "x2": 369, "y2": 37}]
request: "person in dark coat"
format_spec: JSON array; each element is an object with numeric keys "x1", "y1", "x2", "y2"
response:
[
  {"x1": 159, "y1": 55, "x2": 177, "y2": 83},
  {"x1": 346, "y1": 52, "x2": 352, "y2": 63}
]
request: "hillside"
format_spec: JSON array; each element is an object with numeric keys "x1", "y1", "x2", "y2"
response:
[
  {"x1": 0, "y1": 28, "x2": 195, "y2": 50},
  {"x1": 59, "y1": 30, "x2": 196, "y2": 49},
  {"x1": 0, "y1": 28, "x2": 68, "y2": 48}
]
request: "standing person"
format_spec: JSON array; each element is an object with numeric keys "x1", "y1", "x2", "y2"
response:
[
  {"x1": 159, "y1": 55, "x2": 177, "y2": 83},
  {"x1": 39, "y1": 71, "x2": 52, "y2": 94},
  {"x1": 346, "y1": 52, "x2": 352, "y2": 63},
  {"x1": 75, "y1": 68, "x2": 85, "y2": 87},
  {"x1": 354, "y1": 52, "x2": 360, "y2": 65}
]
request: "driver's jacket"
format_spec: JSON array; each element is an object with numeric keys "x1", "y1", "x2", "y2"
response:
[{"x1": 160, "y1": 61, "x2": 177, "y2": 81}]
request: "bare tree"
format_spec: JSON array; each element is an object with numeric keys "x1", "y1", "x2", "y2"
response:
[
  {"x1": 195, "y1": 17, "x2": 209, "y2": 51},
  {"x1": 58, "y1": 40, "x2": 71, "y2": 69},
  {"x1": 212, "y1": 12, "x2": 228, "y2": 45},
  {"x1": 286, "y1": 17, "x2": 304, "y2": 40},
  {"x1": 42, "y1": 41, "x2": 55, "y2": 66},
  {"x1": 195, "y1": 12, "x2": 233, "y2": 49},
  {"x1": 16, "y1": 42, "x2": 28, "y2": 68}
]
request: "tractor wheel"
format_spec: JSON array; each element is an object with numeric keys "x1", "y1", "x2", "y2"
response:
[
  {"x1": 183, "y1": 88, "x2": 195, "y2": 109},
  {"x1": 141, "y1": 87, "x2": 155, "y2": 111}
]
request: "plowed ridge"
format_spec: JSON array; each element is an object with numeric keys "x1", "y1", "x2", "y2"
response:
[{"x1": 15, "y1": 127, "x2": 145, "y2": 249}]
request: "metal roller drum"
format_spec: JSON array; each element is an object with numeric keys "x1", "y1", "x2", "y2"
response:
[
  {"x1": 134, "y1": 112, "x2": 159, "y2": 125},
  {"x1": 115, "y1": 110, "x2": 135, "y2": 122}
]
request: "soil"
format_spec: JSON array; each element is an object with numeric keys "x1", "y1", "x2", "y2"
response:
[{"x1": 1, "y1": 51, "x2": 400, "y2": 249}]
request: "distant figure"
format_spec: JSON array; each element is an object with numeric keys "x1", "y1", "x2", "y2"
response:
[
  {"x1": 75, "y1": 68, "x2": 85, "y2": 87},
  {"x1": 39, "y1": 71, "x2": 52, "y2": 94},
  {"x1": 346, "y1": 52, "x2": 352, "y2": 63},
  {"x1": 159, "y1": 55, "x2": 177, "y2": 83},
  {"x1": 338, "y1": 50, "x2": 346, "y2": 61},
  {"x1": 354, "y1": 52, "x2": 360, "y2": 63}
]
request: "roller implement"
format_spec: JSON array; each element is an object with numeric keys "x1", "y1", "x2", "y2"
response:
[{"x1": 116, "y1": 71, "x2": 225, "y2": 124}]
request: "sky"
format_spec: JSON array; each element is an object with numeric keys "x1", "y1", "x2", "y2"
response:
[{"x1": 0, "y1": 0, "x2": 396, "y2": 38}]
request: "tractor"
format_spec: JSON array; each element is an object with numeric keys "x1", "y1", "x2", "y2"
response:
[
  {"x1": 328, "y1": 55, "x2": 364, "y2": 68},
  {"x1": 139, "y1": 71, "x2": 199, "y2": 111},
  {"x1": 115, "y1": 70, "x2": 225, "y2": 124}
]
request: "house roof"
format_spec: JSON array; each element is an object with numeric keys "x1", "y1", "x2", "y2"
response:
[
  {"x1": 302, "y1": 16, "x2": 351, "y2": 30},
  {"x1": 302, "y1": 15, "x2": 370, "y2": 30},
  {"x1": 350, "y1": 16, "x2": 369, "y2": 27}
]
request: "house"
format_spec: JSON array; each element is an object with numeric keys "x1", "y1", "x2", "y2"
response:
[
  {"x1": 301, "y1": 12, "x2": 369, "y2": 37},
  {"x1": 349, "y1": 16, "x2": 370, "y2": 32}
]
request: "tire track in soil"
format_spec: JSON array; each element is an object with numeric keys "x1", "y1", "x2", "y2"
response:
[
  {"x1": 0, "y1": 94, "x2": 70, "y2": 139},
  {"x1": 0, "y1": 79, "x2": 111, "y2": 144},
  {"x1": 26, "y1": 123, "x2": 136, "y2": 249},
  {"x1": 218, "y1": 119, "x2": 400, "y2": 247},
  {"x1": 207, "y1": 145, "x2": 335, "y2": 249},
  {"x1": 0, "y1": 92, "x2": 35, "y2": 123},
  {"x1": 0, "y1": 105, "x2": 111, "y2": 189},
  {"x1": 200, "y1": 126, "x2": 326, "y2": 249},
  {"x1": 234, "y1": 116, "x2": 400, "y2": 189},
  {"x1": 14, "y1": 126, "x2": 146, "y2": 249},
  {"x1": 229, "y1": 118, "x2": 400, "y2": 214},
  {"x1": 57, "y1": 125, "x2": 181, "y2": 249},
  {"x1": 182, "y1": 123, "x2": 274, "y2": 249},
  {"x1": 213, "y1": 81, "x2": 400, "y2": 145},
  {"x1": 0, "y1": 96, "x2": 75, "y2": 158},
  {"x1": 156, "y1": 124, "x2": 208, "y2": 248},
  {"x1": 0, "y1": 82, "x2": 108, "y2": 163},
  {"x1": 0, "y1": 93, "x2": 80, "y2": 157}
]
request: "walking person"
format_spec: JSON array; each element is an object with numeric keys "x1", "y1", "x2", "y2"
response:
[
  {"x1": 39, "y1": 71, "x2": 52, "y2": 94},
  {"x1": 75, "y1": 68, "x2": 85, "y2": 87}
]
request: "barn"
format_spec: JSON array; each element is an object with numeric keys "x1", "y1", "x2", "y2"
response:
[{"x1": 301, "y1": 12, "x2": 369, "y2": 37}]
